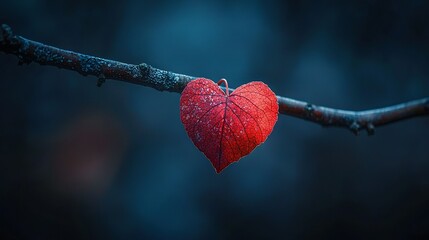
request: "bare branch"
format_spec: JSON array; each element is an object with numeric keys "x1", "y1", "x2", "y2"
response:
[
  {"x1": 277, "y1": 97, "x2": 428, "y2": 135},
  {"x1": 0, "y1": 24, "x2": 194, "y2": 92},
  {"x1": 1, "y1": 24, "x2": 428, "y2": 135}
]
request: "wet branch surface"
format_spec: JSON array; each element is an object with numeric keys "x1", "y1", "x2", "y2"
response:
[{"x1": 1, "y1": 24, "x2": 428, "y2": 135}]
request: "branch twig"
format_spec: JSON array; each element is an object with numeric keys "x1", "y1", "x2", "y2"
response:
[{"x1": 1, "y1": 24, "x2": 428, "y2": 135}]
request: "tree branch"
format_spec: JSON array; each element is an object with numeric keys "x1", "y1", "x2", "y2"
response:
[{"x1": 1, "y1": 24, "x2": 428, "y2": 135}]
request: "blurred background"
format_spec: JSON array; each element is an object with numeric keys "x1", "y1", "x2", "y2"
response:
[{"x1": 1, "y1": 0, "x2": 429, "y2": 239}]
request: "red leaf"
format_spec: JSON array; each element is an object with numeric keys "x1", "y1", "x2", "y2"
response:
[{"x1": 180, "y1": 78, "x2": 279, "y2": 173}]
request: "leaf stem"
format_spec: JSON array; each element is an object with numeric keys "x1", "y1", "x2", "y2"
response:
[{"x1": 217, "y1": 78, "x2": 229, "y2": 96}]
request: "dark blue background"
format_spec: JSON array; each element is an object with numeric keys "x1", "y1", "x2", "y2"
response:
[{"x1": 1, "y1": 0, "x2": 429, "y2": 239}]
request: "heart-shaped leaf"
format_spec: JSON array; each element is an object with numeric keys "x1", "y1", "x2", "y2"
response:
[{"x1": 180, "y1": 78, "x2": 278, "y2": 173}]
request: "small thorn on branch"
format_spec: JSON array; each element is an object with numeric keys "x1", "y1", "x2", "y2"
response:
[
  {"x1": 17, "y1": 55, "x2": 30, "y2": 66},
  {"x1": 305, "y1": 103, "x2": 314, "y2": 117},
  {"x1": 366, "y1": 123, "x2": 375, "y2": 136},
  {"x1": 97, "y1": 74, "x2": 106, "y2": 87},
  {"x1": 349, "y1": 121, "x2": 360, "y2": 135},
  {"x1": 0, "y1": 24, "x2": 13, "y2": 43}
]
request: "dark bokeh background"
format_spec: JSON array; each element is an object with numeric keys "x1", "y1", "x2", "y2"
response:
[{"x1": 1, "y1": 0, "x2": 429, "y2": 239}]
